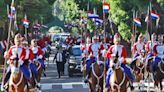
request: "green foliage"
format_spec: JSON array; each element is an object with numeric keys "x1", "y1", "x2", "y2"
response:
[{"x1": 53, "y1": 0, "x2": 79, "y2": 23}]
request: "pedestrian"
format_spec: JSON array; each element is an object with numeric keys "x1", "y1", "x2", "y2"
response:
[{"x1": 53, "y1": 47, "x2": 64, "y2": 78}]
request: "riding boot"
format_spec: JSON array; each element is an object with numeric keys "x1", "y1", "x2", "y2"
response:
[
  {"x1": 84, "y1": 67, "x2": 91, "y2": 83},
  {"x1": 129, "y1": 82, "x2": 134, "y2": 91},
  {"x1": 27, "y1": 81, "x2": 32, "y2": 89},
  {"x1": 84, "y1": 75, "x2": 89, "y2": 83}
]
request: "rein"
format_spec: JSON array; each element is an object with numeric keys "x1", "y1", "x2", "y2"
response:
[
  {"x1": 158, "y1": 60, "x2": 164, "y2": 74},
  {"x1": 111, "y1": 68, "x2": 126, "y2": 92},
  {"x1": 9, "y1": 72, "x2": 24, "y2": 92},
  {"x1": 37, "y1": 62, "x2": 42, "y2": 71},
  {"x1": 136, "y1": 63, "x2": 144, "y2": 74},
  {"x1": 91, "y1": 63, "x2": 104, "y2": 88}
]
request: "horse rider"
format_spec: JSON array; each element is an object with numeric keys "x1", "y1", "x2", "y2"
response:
[
  {"x1": 21, "y1": 39, "x2": 36, "y2": 88},
  {"x1": 80, "y1": 39, "x2": 87, "y2": 59},
  {"x1": 1, "y1": 34, "x2": 26, "y2": 91},
  {"x1": 30, "y1": 39, "x2": 45, "y2": 72},
  {"x1": 84, "y1": 36, "x2": 102, "y2": 83},
  {"x1": 145, "y1": 33, "x2": 158, "y2": 55},
  {"x1": 131, "y1": 34, "x2": 145, "y2": 66},
  {"x1": 152, "y1": 35, "x2": 164, "y2": 73},
  {"x1": 105, "y1": 33, "x2": 135, "y2": 89}
]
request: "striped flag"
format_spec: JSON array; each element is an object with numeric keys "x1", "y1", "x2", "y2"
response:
[
  {"x1": 103, "y1": 3, "x2": 110, "y2": 13},
  {"x1": 88, "y1": 13, "x2": 99, "y2": 19},
  {"x1": 22, "y1": 14, "x2": 29, "y2": 28},
  {"x1": 151, "y1": 11, "x2": 160, "y2": 20},
  {"x1": 133, "y1": 18, "x2": 141, "y2": 27}
]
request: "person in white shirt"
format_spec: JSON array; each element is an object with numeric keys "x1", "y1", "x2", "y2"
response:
[{"x1": 53, "y1": 48, "x2": 64, "y2": 78}]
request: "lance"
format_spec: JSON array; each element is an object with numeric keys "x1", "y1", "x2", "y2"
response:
[
  {"x1": 1, "y1": 0, "x2": 15, "y2": 90},
  {"x1": 24, "y1": 14, "x2": 28, "y2": 41}
]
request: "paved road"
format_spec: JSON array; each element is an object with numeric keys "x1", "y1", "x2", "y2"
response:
[
  {"x1": 40, "y1": 46, "x2": 161, "y2": 92},
  {"x1": 41, "y1": 46, "x2": 89, "y2": 92}
]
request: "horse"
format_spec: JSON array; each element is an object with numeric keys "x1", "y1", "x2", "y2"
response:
[
  {"x1": 107, "y1": 55, "x2": 130, "y2": 92},
  {"x1": 8, "y1": 58, "x2": 27, "y2": 92},
  {"x1": 81, "y1": 56, "x2": 104, "y2": 92},
  {"x1": 35, "y1": 59, "x2": 45, "y2": 92},
  {"x1": 130, "y1": 52, "x2": 147, "y2": 90},
  {"x1": 153, "y1": 57, "x2": 164, "y2": 91}
]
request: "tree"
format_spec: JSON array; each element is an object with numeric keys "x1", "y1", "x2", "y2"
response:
[{"x1": 53, "y1": 0, "x2": 79, "y2": 23}]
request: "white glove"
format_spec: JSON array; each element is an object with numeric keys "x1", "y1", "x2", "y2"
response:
[
  {"x1": 19, "y1": 59, "x2": 24, "y2": 65},
  {"x1": 10, "y1": 55, "x2": 17, "y2": 59},
  {"x1": 4, "y1": 51, "x2": 8, "y2": 58},
  {"x1": 38, "y1": 55, "x2": 43, "y2": 59},
  {"x1": 118, "y1": 57, "x2": 124, "y2": 63}
]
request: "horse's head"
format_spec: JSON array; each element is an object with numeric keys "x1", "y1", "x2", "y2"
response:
[
  {"x1": 110, "y1": 52, "x2": 120, "y2": 70},
  {"x1": 10, "y1": 54, "x2": 21, "y2": 74},
  {"x1": 146, "y1": 54, "x2": 154, "y2": 72},
  {"x1": 81, "y1": 57, "x2": 87, "y2": 76}
]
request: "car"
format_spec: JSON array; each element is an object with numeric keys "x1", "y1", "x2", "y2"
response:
[{"x1": 67, "y1": 45, "x2": 82, "y2": 77}]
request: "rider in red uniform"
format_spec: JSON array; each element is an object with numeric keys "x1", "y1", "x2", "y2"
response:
[
  {"x1": 1, "y1": 34, "x2": 26, "y2": 91},
  {"x1": 105, "y1": 33, "x2": 135, "y2": 89},
  {"x1": 152, "y1": 35, "x2": 164, "y2": 73}
]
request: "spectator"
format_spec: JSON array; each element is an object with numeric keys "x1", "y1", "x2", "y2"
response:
[{"x1": 53, "y1": 48, "x2": 64, "y2": 78}]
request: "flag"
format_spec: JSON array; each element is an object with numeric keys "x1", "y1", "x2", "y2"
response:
[
  {"x1": 22, "y1": 14, "x2": 29, "y2": 28},
  {"x1": 151, "y1": 11, "x2": 160, "y2": 20},
  {"x1": 133, "y1": 18, "x2": 141, "y2": 27},
  {"x1": 103, "y1": 3, "x2": 110, "y2": 13},
  {"x1": 95, "y1": 19, "x2": 103, "y2": 25},
  {"x1": 10, "y1": 5, "x2": 16, "y2": 14},
  {"x1": 8, "y1": 13, "x2": 14, "y2": 19},
  {"x1": 88, "y1": 13, "x2": 99, "y2": 19},
  {"x1": 22, "y1": 19, "x2": 29, "y2": 28}
]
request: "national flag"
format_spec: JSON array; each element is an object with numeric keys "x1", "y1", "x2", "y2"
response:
[
  {"x1": 22, "y1": 19, "x2": 29, "y2": 28},
  {"x1": 133, "y1": 18, "x2": 141, "y2": 27},
  {"x1": 22, "y1": 14, "x2": 29, "y2": 28},
  {"x1": 10, "y1": 5, "x2": 16, "y2": 14},
  {"x1": 103, "y1": 3, "x2": 110, "y2": 13},
  {"x1": 95, "y1": 19, "x2": 103, "y2": 25},
  {"x1": 151, "y1": 11, "x2": 160, "y2": 20},
  {"x1": 88, "y1": 13, "x2": 99, "y2": 19},
  {"x1": 8, "y1": 13, "x2": 14, "y2": 19}
]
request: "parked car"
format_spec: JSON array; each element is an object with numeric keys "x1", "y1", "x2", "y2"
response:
[{"x1": 67, "y1": 45, "x2": 82, "y2": 77}]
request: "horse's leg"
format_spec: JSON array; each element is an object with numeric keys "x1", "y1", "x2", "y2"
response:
[
  {"x1": 159, "y1": 79, "x2": 163, "y2": 91},
  {"x1": 99, "y1": 78, "x2": 103, "y2": 92}
]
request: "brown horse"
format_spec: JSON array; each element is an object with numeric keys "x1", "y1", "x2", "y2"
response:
[
  {"x1": 35, "y1": 59, "x2": 46, "y2": 92},
  {"x1": 8, "y1": 59, "x2": 27, "y2": 92},
  {"x1": 153, "y1": 58, "x2": 164, "y2": 91},
  {"x1": 131, "y1": 53, "x2": 146, "y2": 90},
  {"x1": 81, "y1": 56, "x2": 104, "y2": 92},
  {"x1": 107, "y1": 56, "x2": 129, "y2": 92}
]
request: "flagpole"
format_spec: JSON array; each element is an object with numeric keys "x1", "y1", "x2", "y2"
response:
[
  {"x1": 24, "y1": 14, "x2": 28, "y2": 40},
  {"x1": 1, "y1": 0, "x2": 14, "y2": 90},
  {"x1": 131, "y1": 9, "x2": 135, "y2": 58},
  {"x1": 147, "y1": 1, "x2": 152, "y2": 91},
  {"x1": 102, "y1": 0, "x2": 107, "y2": 91}
]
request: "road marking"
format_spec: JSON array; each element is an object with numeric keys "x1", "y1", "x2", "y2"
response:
[
  {"x1": 82, "y1": 83, "x2": 88, "y2": 88},
  {"x1": 41, "y1": 84, "x2": 52, "y2": 90},
  {"x1": 62, "y1": 83, "x2": 73, "y2": 89},
  {"x1": 45, "y1": 70, "x2": 57, "y2": 73}
]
